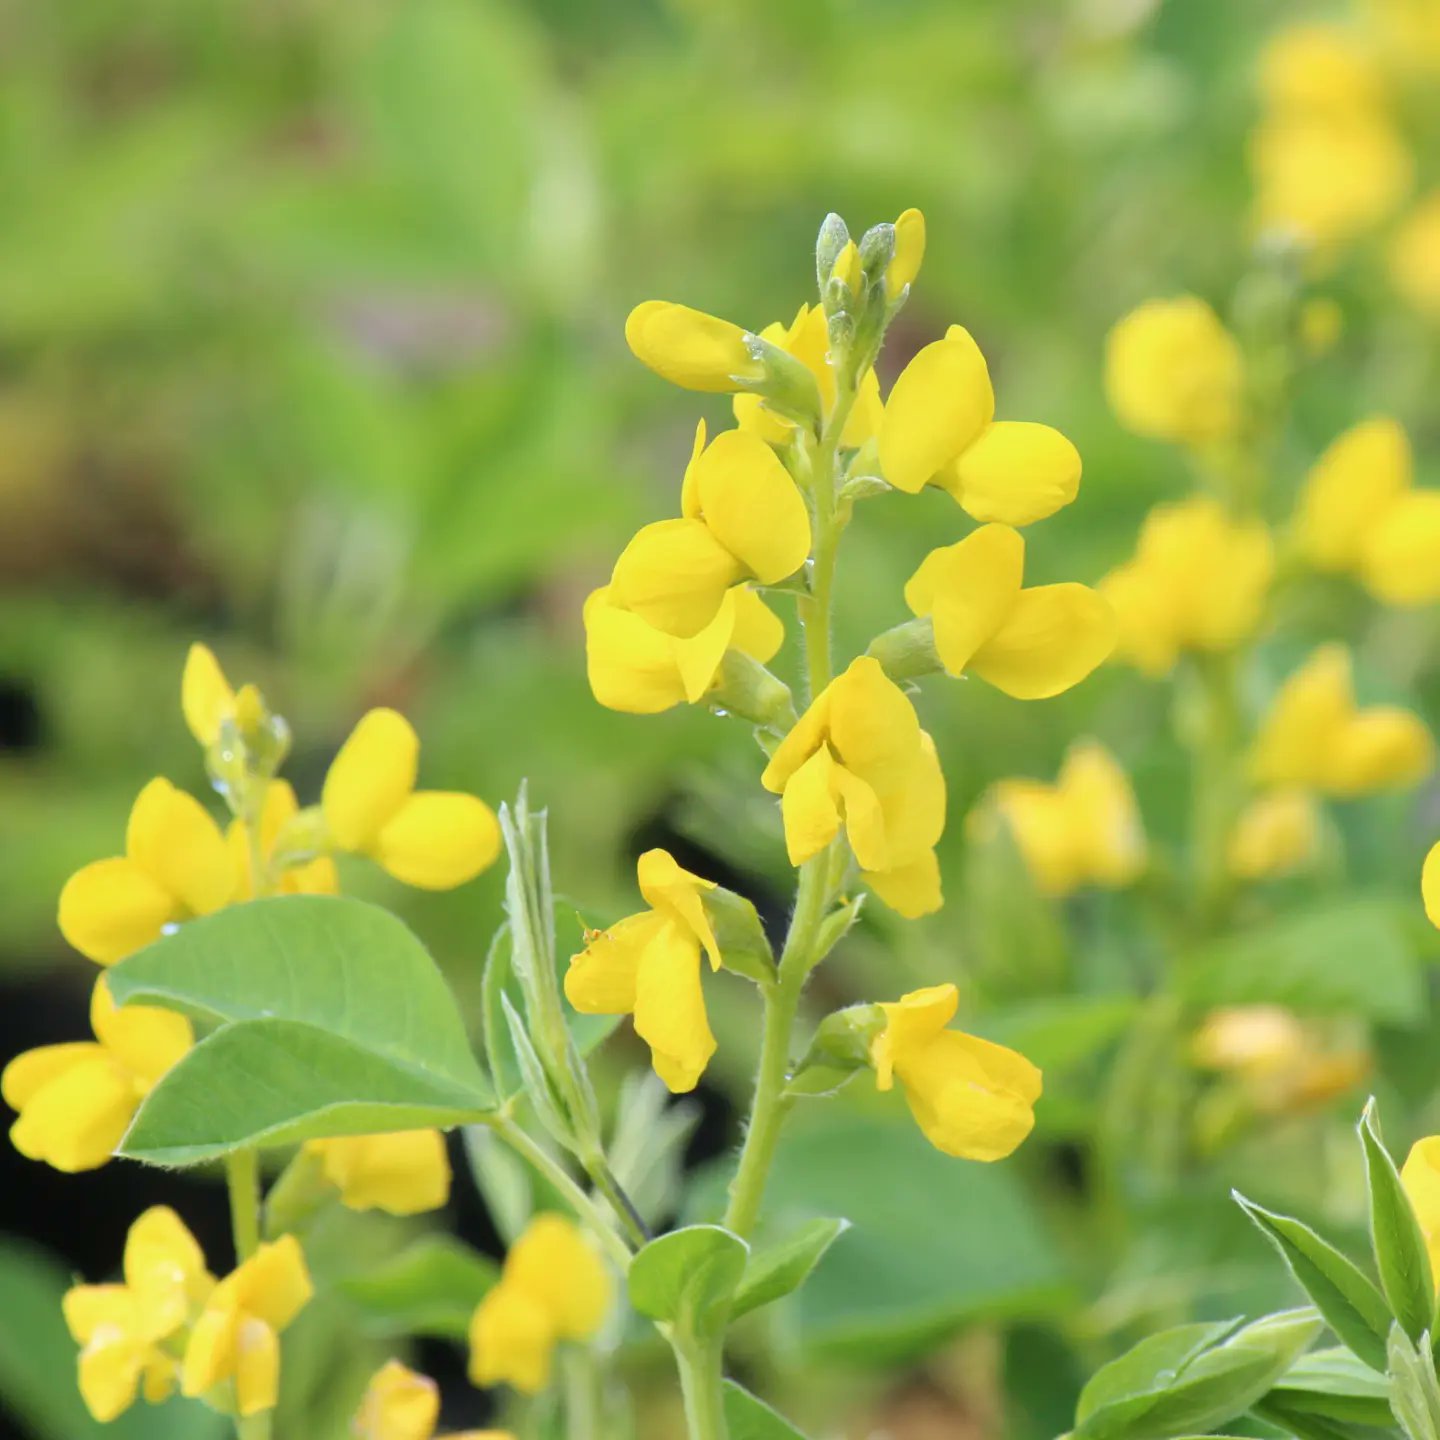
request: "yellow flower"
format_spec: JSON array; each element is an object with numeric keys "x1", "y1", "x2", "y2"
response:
[
  {"x1": 733, "y1": 307, "x2": 881, "y2": 448},
  {"x1": 228, "y1": 779, "x2": 339, "y2": 899},
  {"x1": 760, "y1": 657, "x2": 945, "y2": 917},
  {"x1": 1403, "y1": 1137, "x2": 1440, "y2": 1283},
  {"x1": 978, "y1": 740, "x2": 1145, "y2": 897},
  {"x1": 624, "y1": 302, "x2": 764, "y2": 392},
  {"x1": 468, "y1": 1215, "x2": 610, "y2": 1396},
  {"x1": 565, "y1": 849, "x2": 722, "y2": 1093},
  {"x1": 321, "y1": 710, "x2": 500, "y2": 889},
  {"x1": 1424, "y1": 840, "x2": 1440, "y2": 929},
  {"x1": 903, "y1": 525, "x2": 1115, "y2": 699},
  {"x1": 4, "y1": 979, "x2": 192, "y2": 1173},
  {"x1": 1227, "y1": 790, "x2": 1320, "y2": 880},
  {"x1": 1249, "y1": 644, "x2": 1432, "y2": 797},
  {"x1": 352, "y1": 1359, "x2": 514, "y2": 1440},
  {"x1": 878, "y1": 325, "x2": 1082, "y2": 524},
  {"x1": 609, "y1": 424, "x2": 810, "y2": 637},
  {"x1": 871, "y1": 984, "x2": 1041, "y2": 1160},
  {"x1": 304, "y1": 1130, "x2": 450, "y2": 1216},
  {"x1": 58, "y1": 777, "x2": 234, "y2": 965},
  {"x1": 181, "y1": 1235, "x2": 312, "y2": 1417},
  {"x1": 1368, "y1": 0, "x2": 1440, "y2": 73},
  {"x1": 1192, "y1": 1005, "x2": 1307, "y2": 1080},
  {"x1": 1100, "y1": 496, "x2": 1275, "y2": 675},
  {"x1": 1390, "y1": 192, "x2": 1440, "y2": 321},
  {"x1": 181, "y1": 642, "x2": 268, "y2": 748},
  {"x1": 886, "y1": 207, "x2": 926, "y2": 300},
  {"x1": 1259, "y1": 25, "x2": 1384, "y2": 117},
  {"x1": 63, "y1": 1206, "x2": 214, "y2": 1422},
  {"x1": 1104, "y1": 298, "x2": 1243, "y2": 447},
  {"x1": 584, "y1": 581, "x2": 783, "y2": 715}
]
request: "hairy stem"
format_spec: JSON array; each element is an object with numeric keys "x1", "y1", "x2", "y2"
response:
[
  {"x1": 674, "y1": 1329, "x2": 727, "y2": 1440},
  {"x1": 226, "y1": 1149, "x2": 271, "y2": 1440}
]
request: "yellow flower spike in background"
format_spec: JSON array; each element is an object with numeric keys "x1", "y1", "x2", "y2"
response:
[
  {"x1": 63, "y1": 1206, "x2": 213, "y2": 1422},
  {"x1": 1249, "y1": 644, "x2": 1433, "y2": 797},
  {"x1": 468, "y1": 1214, "x2": 610, "y2": 1395},
  {"x1": 354, "y1": 1358, "x2": 514, "y2": 1440},
  {"x1": 1294, "y1": 416, "x2": 1411, "y2": 573},
  {"x1": 1258, "y1": 24, "x2": 1384, "y2": 115},
  {"x1": 4, "y1": 978, "x2": 192, "y2": 1172},
  {"x1": 886, "y1": 206, "x2": 926, "y2": 299},
  {"x1": 58, "y1": 776, "x2": 234, "y2": 965},
  {"x1": 904, "y1": 525, "x2": 1116, "y2": 699},
  {"x1": 1403, "y1": 1137, "x2": 1440, "y2": 1284},
  {"x1": 1391, "y1": 192, "x2": 1440, "y2": 320},
  {"x1": 584, "y1": 581, "x2": 782, "y2": 715},
  {"x1": 977, "y1": 740, "x2": 1146, "y2": 898},
  {"x1": 1104, "y1": 297, "x2": 1244, "y2": 447},
  {"x1": 181, "y1": 1234, "x2": 312, "y2": 1416},
  {"x1": 566, "y1": 848, "x2": 723, "y2": 1092},
  {"x1": 228, "y1": 779, "x2": 338, "y2": 899},
  {"x1": 610, "y1": 426, "x2": 811, "y2": 636},
  {"x1": 760, "y1": 657, "x2": 946, "y2": 917},
  {"x1": 1226, "y1": 790, "x2": 1321, "y2": 881},
  {"x1": 624, "y1": 301, "x2": 765, "y2": 392},
  {"x1": 1423, "y1": 841, "x2": 1440, "y2": 928},
  {"x1": 304, "y1": 1130, "x2": 450, "y2": 1216},
  {"x1": 1100, "y1": 496, "x2": 1275, "y2": 676},
  {"x1": 321, "y1": 708, "x2": 501, "y2": 889},
  {"x1": 870, "y1": 984, "x2": 1041, "y2": 1160}
]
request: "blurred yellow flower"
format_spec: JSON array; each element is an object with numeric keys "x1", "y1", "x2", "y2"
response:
[
  {"x1": 871, "y1": 984, "x2": 1041, "y2": 1160},
  {"x1": 1226, "y1": 789, "x2": 1320, "y2": 881},
  {"x1": 58, "y1": 776, "x2": 234, "y2": 966},
  {"x1": 1105, "y1": 298, "x2": 1243, "y2": 447},
  {"x1": 228, "y1": 779, "x2": 338, "y2": 900},
  {"x1": 468, "y1": 1215, "x2": 610, "y2": 1395},
  {"x1": 1249, "y1": 644, "x2": 1432, "y2": 796},
  {"x1": 976, "y1": 740, "x2": 1145, "y2": 897},
  {"x1": 624, "y1": 301, "x2": 764, "y2": 392},
  {"x1": 353, "y1": 1359, "x2": 514, "y2": 1440},
  {"x1": 321, "y1": 709, "x2": 501, "y2": 890},
  {"x1": 1422, "y1": 840, "x2": 1440, "y2": 929},
  {"x1": 609, "y1": 424, "x2": 810, "y2": 637},
  {"x1": 181, "y1": 1234, "x2": 312, "y2": 1417},
  {"x1": 1193, "y1": 1005, "x2": 1368, "y2": 1113},
  {"x1": 1367, "y1": 0, "x2": 1440, "y2": 72},
  {"x1": 584, "y1": 581, "x2": 783, "y2": 715},
  {"x1": 1391, "y1": 192, "x2": 1440, "y2": 320},
  {"x1": 305, "y1": 1130, "x2": 451, "y2": 1216},
  {"x1": 566, "y1": 849, "x2": 721, "y2": 1093},
  {"x1": 1400, "y1": 1137, "x2": 1440, "y2": 1281},
  {"x1": 1101, "y1": 496, "x2": 1274, "y2": 675},
  {"x1": 878, "y1": 325, "x2": 1083, "y2": 525},
  {"x1": 1259, "y1": 25, "x2": 1384, "y2": 116},
  {"x1": 761, "y1": 657, "x2": 945, "y2": 917},
  {"x1": 904, "y1": 525, "x2": 1115, "y2": 699},
  {"x1": 4, "y1": 978, "x2": 192, "y2": 1173},
  {"x1": 63, "y1": 1206, "x2": 213, "y2": 1422}
]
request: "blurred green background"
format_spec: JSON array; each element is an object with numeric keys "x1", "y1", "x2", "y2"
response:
[{"x1": 4, "y1": 0, "x2": 1440, "y2": 1436}]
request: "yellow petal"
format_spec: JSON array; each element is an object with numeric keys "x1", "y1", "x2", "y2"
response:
[
  {"x1": 91, "y1": 979, "x2": 193, "y2": 1092},
  {"x1": 863, "y1": 850, "x2": 942, "y2": 918},
  {"x1": 504, "y1": 1214, "x2": 612, "y2": 1340},
  {"x1": 125, "y1": 778, "x2": 234, "y2": 918},
  {"x1": 76, "y1": 1329, "x2": 145, "y2": 1423},
  {"x1": 730, "y1": 587, "x2": 784, "y2": 663},
  {"x1": 760, "y1": 677, "x2": 837, "y2": 796},
  {"x1": 969, "y1": 583, "x2": 1117, "y2": 699},
  {"x1": 624, "y1": 301, "x2": 763, "y2": 393},
  {"x1": 886, "y1": 207, "x2": 926, "y2": 299},
  {"x1": 1330, "y1": 709, "x2": 1433, "y2": 795},
  {"x1": 234, "y1": 1317, "x2": 280, "y2": 1417},
  {"x1": 309, "y1": 1131, "x2": 451, "y2": 1216},
  {"x1": 322, "y1": 709, "x2": 418, "y2": 852},
  {"x1": 825, "y1": 656, "x2": 925, "y2": 791},
  {"x1": 1295, "y1": 417, "x2": 1411, "y2": 572},
  {"x1": 354, "y1": 1359, "x2": 439, "y2": 1440},
  {"x1": 636, "y1": 849, "x2": 719, "y2": 967},
  {"x1": 610, "y1": 518, "x2": 742, "y2": 637},
  {"x1": 373, "y1": 792, "x2": 502, "y2": 890},
  {"x1": 671, "y1": 591, "x2": 743, "y2": 702},
  {"x1": 1057, "y1": 742, "x2": 1146, "y2": 887},
  {"x1": 123, "y1": 1205, "x2": 213, "y2": 1342},
  {"x1": 983, "y1": 779, "x2": 1080, "y2": 896},
  {"x1": 1425, "y1": 840, "x2": 1440, "y2": 930},
  {"x1": 468, "y1": 1280, "x2": 556, "y2": 1395},
  {"x1": 871, "y1": 984, "x2": 959, "y2": 1090},
  {"x1": 905, "y1": 526, "x2": 1024, "y2": 677},
  {"x1": 232, "y1": 1235, "x2": 313, "y2": 1332},
  {"x1": 779, "y1": 746, "x2": 844, "y2": 866},
  {"x1": 830, "y1": 763, "x2": 890, "y2": 872},
  {"x1": 181, "y1": 643, "x2": 235, "y2": 747},
  {"x1": 832, "y1": 239, "x2": 862, "y2": 294},
  {"x1": 565, "y1": 912, "x2": 660, "y2": 1015},
  {"x1": 878, "y1": 328, "x2": 995, "y2": 493},
  {"x1": 9, "y1": 1053, "x2": 134, "y2": 1172},
  {"x1": 870, "y1": 731, "x2": 947, "y2": 869},
  {"x1": 583, "y1": 586, "x2": 694, "y2": 715},
  {"x1": 1227, "y1": 790, "x2": 1319, "y2": 881},
  {"x1": 633, "y1": 920, "x2": 716, "y2": 1093},
  {"x1": 181, "y1": 1308, "x2": 237, "y2": 1398},
  {"x1": 58, "y1": 856, "x2": 179, "y2": 966},
  {"x1": 691, "y1": 429, "x2": 811, "y2": 584},
  {"x1": 678, "y1": 418, "x2": 709, "y2": 519},
  {"x1": 1359, "y1": 491, "x2": 1440, "y2": 605},
  {"x1": 3, "y1": 1041, "x2": 104, "y2": 1112},
  {"x1": 63, "y1": 1284, "x2": 134, "y2": 1345},
  {"x1": 1250, "y1": 645, "x2": 1354, "y2": 789},
  {"x1": 1401, "y1": 1136, "x2": 1440, "y2": 1277},
  {"x1": 939, "y1": 421, "x2": 1082, "y2": 526},
  {"x1": 844, "y1": 366, "x2": 884, "y2": 448}
]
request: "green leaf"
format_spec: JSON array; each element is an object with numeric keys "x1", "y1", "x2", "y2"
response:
[
  {"x1": 722, "y1": 1380, "x2": 810, "y2": 1439},
  {"x1": 627, "y1": 1225, "x2": 748, "y2": 1330},
  {"x1": 731, "y1": 1218, "x2": 850, "y2": 1320},
  {"x1": 1263, "y1": 1346, "x2": 1395, "y2": 1426},
  {"x1": 1359, "y1": 1101, "x2": 1433, "y2": 1342},
  {"x1": 337, "y1": 1235, "x2": 498, "y2": 1341},
  {"x1": 1251, "y1": 1397, "x2": 1389, "y2": 1440},
  {"x1": 1180, "y1": 898, "x2": 1423, "y2": 1024},
  {"x1": 1234, "y1": 1192, "x2": 1391, "y2": 1371},
  {"x1": 121, "y1": 1019, "x2": 494, "y2": 1163},
  {"x1": 1388, "y1": 1323, "x2": 1440, "y2": 1440},
  {"x1": 1077, "y1": 1320, "x2": 1242, "y2": 1427}
]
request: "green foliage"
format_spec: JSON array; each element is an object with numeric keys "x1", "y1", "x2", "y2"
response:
[
  {"x1": 1359, "y1": 1104, "x2": 1435, "y2": 1344},
  {"x1": 722, "y1": 1380, "x2": 811, "y2": 1440},
  {"x1": 627, "y1": 1225, "x2": 749, "y2": 1331},
  {"x1": 336, "y1": 1235, "x2": 499, "y2": 1341},
  {"x1": 730, "y1": 1218, "x2": 849, "y2": 1320}
]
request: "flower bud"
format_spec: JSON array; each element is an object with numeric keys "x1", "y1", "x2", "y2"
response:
[
  {"x1": 786, "y1": 1002, "x2": 886, "y2": 1098},
  {"x1": 815, "y1": 212, "x2": 851, "y2": 293},
  {"x1": 700, "y1": 884, "x2": 775, "y2": 984},
  {"x1": 866, "y1": 617, "x2": 943, "y2": 683}
]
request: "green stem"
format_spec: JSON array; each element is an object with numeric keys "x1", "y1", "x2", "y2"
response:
[
  {"x1": 583, "y1": 1151, "x2": 652, "y2": 1249},
  {"x1": 674, "y1": 1330, "x2": 727, "y2": 1440},
  {"x1": 491, "y1": 1117, "x2": 633, "y2": 1271},
  {"x1": 563, "y1": 1347, "x2": 604, "y2": 1440},
  {"x1": 1189, "y1": 650, "x2": 1242, "y2": 936},
  {"x1": 225, "y1": 1150, "x2": 270, "y2": 1440}
]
